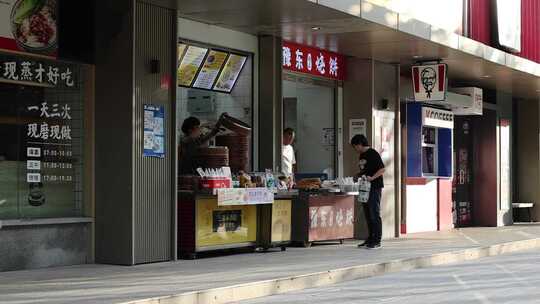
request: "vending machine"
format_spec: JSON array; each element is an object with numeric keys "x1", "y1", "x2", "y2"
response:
[
  {"x1": 403, "y1": 102, "x2": 454, "y2": 233},
  {"x1": 406, "y1": 103, "x2": 453, "y2": 179}
]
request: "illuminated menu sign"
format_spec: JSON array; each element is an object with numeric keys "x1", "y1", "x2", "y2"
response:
[
  {"x1": 177, "y1": 45, "x2": 208, "y2": 87},
  {"x1": 177, "y1": 44, "x2": 187, "y2": 61},
  {"x1": 177, "y1": 42, "x2": 248, "y2": 93},
  {"x1": 193, "y1": 50, "x2": 228, "y2": 89},
  {"x1": 213, "y1": 54, "x2": 247, "y2": 93}
]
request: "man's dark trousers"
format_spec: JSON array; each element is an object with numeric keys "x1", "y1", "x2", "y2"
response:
[{"x1": 363, "y1": 187, "x2": 382, "y2": 244}]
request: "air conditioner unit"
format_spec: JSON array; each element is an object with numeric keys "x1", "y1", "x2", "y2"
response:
[{"x1": 445, "y1": 87, "x2": 483, "y2": 116}]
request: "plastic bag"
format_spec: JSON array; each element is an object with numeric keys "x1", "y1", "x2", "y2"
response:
[{"x1": 357, "y1": 176, "x2": 371, "y2": 203}]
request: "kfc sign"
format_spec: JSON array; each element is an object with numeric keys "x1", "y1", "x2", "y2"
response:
[
  {"x1": 412, "y1": 64, "x2": 447, "y2": 102},
  {"x1": 282, "y1": 41, "x2": 346, "y2": 80}
]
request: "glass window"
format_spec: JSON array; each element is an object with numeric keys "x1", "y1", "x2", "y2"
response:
[
  {"x1": 421, "y1": 127, "x2": 437, "y2": 175},
  {"x1": 176, "y1": 54, "x2": 253, "y2": 171},
  {"x1": 0, "y1": 84, "x2": 20, "y2": 219},
  {"x1": 0, "y1": 60, "x2": 85, "y2": 219}
]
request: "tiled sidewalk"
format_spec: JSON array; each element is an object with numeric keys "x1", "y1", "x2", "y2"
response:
[{"x1": 1, "y1": 224, "x2": 539, "y2": 304}]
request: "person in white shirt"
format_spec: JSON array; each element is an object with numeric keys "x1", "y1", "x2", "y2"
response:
[{"x1": 282, "y1": 128, "x2": 296, "y2": 179}]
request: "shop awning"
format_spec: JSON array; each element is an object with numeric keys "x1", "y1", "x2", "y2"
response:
[{"x1": 177, "y1": 0, "x2": 540, "y2": 99}]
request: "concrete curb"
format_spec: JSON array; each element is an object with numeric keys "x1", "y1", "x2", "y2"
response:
[{"x1": 122, "y1": 238, "x2": 540, "y2": 304}]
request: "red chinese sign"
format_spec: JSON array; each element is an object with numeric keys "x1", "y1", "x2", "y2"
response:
[{"x1": 282, "y1": 41, "x2": 346, "y2": 81}]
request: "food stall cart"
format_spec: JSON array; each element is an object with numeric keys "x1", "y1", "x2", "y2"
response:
[
  {"x1": 291, "y1": 179, "x2": 357, "y2": 247},
  {"x1": 178, "y1": 189, "x2": 257, "y2": 259},
  {"x1": 257, "y1": 190, "x2": 297, "y2": 251},
  {"x1": 178, "y1": 186, "x2": 295, "y2": 258},
  {"x1": 177, "y1": 109, "x2": 298, "y2": 258}
]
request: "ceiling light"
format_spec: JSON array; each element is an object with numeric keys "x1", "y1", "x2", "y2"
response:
[
  {"x1": 413, "y1": 55, "x2": 423, "y2": 59},
  {"x1": 311, "y1": 26, "x2": 321, "y2": 31},
  {"x1": 480, "y1": 75, "x2": 491, "y2": 78}
]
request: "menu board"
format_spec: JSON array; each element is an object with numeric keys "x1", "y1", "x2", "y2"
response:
[
  {"x1": 177, "y1": 45, "x2": 208, "y2": 87},
  {"x1": 213, "y1": 54, "x2": 247, "y2": 93},
  {"x1": 192, "y1": 50, "x2": 228, "y2": 89},
  {"x1": 176, "y1": 42, "x2": 249, "y2": 93},
  {"x1": 177, "y1": 44, "x2": 187, "y2": 63}
]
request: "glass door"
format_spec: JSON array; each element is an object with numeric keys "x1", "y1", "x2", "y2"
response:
[{"x1": 282, "y1": 74, "x2": 336, "y2": 179}]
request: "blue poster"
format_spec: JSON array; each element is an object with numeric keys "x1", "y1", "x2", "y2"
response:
[{"x1": 143, "y1": 104, "x2": 165, "y2": 158}]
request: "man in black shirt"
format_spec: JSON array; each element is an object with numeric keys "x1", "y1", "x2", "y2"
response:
[{"x1": 351, "y1": 134, "x2": 385, "y2": 249}]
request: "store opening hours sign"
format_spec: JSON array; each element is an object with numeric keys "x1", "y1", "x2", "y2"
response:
[{"x1": 282, "y1": 41, "x2": 346, "y2": 81}]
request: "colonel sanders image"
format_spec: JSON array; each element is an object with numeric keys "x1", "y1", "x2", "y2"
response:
[{"x1": 421, "y1": 67, "x2": 437, "y2": 98}]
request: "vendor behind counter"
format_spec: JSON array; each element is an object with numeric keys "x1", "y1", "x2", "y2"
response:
[{"x1": 179, "y1": 114, "x2": 226, "y2": 175}]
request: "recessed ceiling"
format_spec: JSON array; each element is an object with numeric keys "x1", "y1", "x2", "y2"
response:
[{"x1": 178, "y1": 0, "x2": 540, "y2": 99}]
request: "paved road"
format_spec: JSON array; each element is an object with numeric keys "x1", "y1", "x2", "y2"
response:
[{"x1": 240, "y1": 249, "x2": 540, "y2": 304}]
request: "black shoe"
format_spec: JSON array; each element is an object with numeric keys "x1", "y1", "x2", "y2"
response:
[
  {"x1": 366, "y1": 243, "x2": 381, "y2": 250},
  {"x1": 358, "y1": 241, "x2": 371, "y2": 248}
]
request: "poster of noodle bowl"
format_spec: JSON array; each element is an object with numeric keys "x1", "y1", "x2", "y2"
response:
[{"x1": 0, "y1": 0, "x2": 57, "y2": 56}]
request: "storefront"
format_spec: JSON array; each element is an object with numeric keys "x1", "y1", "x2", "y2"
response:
[
  {"x1": 92, "y1": 0, "x2": 540, "y2": 268},
  {"x1": 449, "y1": 89, "x2": 513, "y2": 228},
  {"x1": 281, "y1": 41, "x2": 345, "y2": 179},
  {"x1": 175, "y1": 36, "x2": 359, "y2": 256},
  {"x1": 174, "y1": 19, "x2": 295, "y2": 257},
  {"x1": 0, "y1": 0, "x2": 94, "y2": 271},
  {"x1": 3, "y1": 0, "x2": 535, "y2": 271},
  {"x1": 401, "y1": 63, "x2": 514, "y2": 233},
  {"x1": 401, "y1": 63, "x2": 456, "y2": 234},
  {"x1": 176, "y1": 30, "x2": 257, "y2": 256},
  {"x1": 280, "y1": 41, "x2": 357, "y2": 246},
  {"x1": 450, "y1": 87, "x2": 484, "y2": 227}
]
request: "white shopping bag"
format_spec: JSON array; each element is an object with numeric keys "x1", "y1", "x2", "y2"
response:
[{"x1": 357, "y1": 176, "x2": 371, "y2": 203}]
